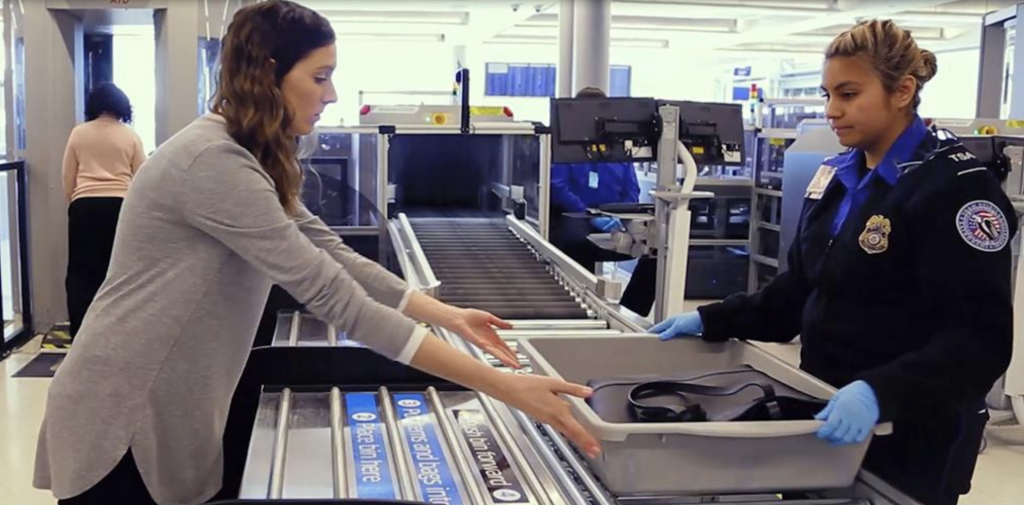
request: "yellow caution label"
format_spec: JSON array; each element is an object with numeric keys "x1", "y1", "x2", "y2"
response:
[
  {"x1": 469, "y1": 106, "x2": 505, "y2": 116},
  {"x1": 769, "y1": 137, "x2": 787, "y2": 146},
  {"x1": 1007, "y1": 120, "x2": 1024, "y2": 129},
  {"x1": 692, "y1": 146, "x2": 705, "y2": 154}
]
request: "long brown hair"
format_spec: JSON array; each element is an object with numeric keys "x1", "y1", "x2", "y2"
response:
[
  {"x1": 211, "y1": 0, "x2": 335, "y2": 213},
  {"x1": 826, "y1": 20, "x2": 937, "y2": 112}
]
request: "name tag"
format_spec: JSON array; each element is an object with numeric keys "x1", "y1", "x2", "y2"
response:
[
  {"x1": 588, "y1": 171, "x2": 600, "y2": 189},
  {"x1": 805, "y1": 165, "x2": 836, "y2": 200}
]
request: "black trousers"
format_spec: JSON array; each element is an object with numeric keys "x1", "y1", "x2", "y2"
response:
[
  {"x1": 863, "y1": 401, "x2": 989, "y2": 505},
  {"x1": 66, "y1": 197, "x2": 123, "y2": 338},
  {"x1": 58, "y1": 451, "x2": 157, "y2": 505},
  {"x1": 619, "y1": 256, "x2": 657, "y2": 316},
  {"x1": 550, "y1": 215, "x2": 601, "y2": 272}
]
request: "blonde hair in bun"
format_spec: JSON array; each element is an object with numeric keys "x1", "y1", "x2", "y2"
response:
[{"x1": 826, "y1": 19, "x2": 937, "y2": 110}]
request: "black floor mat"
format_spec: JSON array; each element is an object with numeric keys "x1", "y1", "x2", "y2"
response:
[{"x1": 13, "y1": 353, "x2": 64, "y2": 378}]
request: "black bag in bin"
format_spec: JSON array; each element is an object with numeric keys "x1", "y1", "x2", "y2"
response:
[{"x1": 585, "y1": 366, "x2": 829, "y2": 424}]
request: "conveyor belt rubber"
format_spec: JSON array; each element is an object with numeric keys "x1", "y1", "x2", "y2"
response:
[{"x1": 410, "y1": 218, "x2": 590, "y2": 320}]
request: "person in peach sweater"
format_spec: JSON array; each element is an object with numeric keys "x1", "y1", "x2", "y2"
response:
[{"x1": 62, "y1": 82, "x2": 146, "y2": 338}]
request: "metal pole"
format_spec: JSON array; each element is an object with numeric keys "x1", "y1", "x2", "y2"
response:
[
  {"x1": 557, "y1": 0, "x2": 575, "y2": 98},
  {"x1": 288, "y1": 312, "x2": 301, "y2": 347},
  {"x1": 377, "y1": 133, "x2": 391, "y2": 264},
  {"x1": 571, "y1": 0, "x2": 611, "y2": 94},
  {"x1": 268, "y1": 389, "x2": 292, "y2": 498},
  {"x1": 379, "y1": 387, "x2": 417, "y2": 500},
  {"x1": 426, "y1": 388, "x2": 484, "y2": 505},
  {"x1": 329, "y1": 387, "x2": 346, "y2": 497},
  {"x1": 327, "y1": 324, "x2": 338, "y2": 346},
  {"x1": 653, "y1": 105, "x2": 680, "y2": 322},
  {"x1": 539, "y1": 134, "x2": 553, "y2": 239}
]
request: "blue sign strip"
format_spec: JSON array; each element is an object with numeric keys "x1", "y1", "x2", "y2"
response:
[
  {"x1": 345, "y1": 393, "x2": 398, "y2": 499},
  {"x1": 393, "y1": 393, "x2": 464, "y2": 505}
]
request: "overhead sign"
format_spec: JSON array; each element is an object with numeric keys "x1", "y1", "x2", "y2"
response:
[{"x1": 734, "y1": 66, "x2": 752, "y2": 77}]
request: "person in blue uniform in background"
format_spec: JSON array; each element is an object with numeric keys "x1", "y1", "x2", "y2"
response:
[
  {"x1": 550, "y1": 86, "x2": 641, "y2": 272},
  {"x1": 652, "y1": 20, "x2": 1014, "y2": 505}
]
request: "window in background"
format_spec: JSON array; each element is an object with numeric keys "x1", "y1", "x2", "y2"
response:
[
  {"x1": 609, "y1": 65, "x2": 631, "y2": 97},
  {"x1": 198, "y1": 38, "x2": 221, "y2": 117},
  {"x1": 485, "y1": 63, "x2": 556, "y2": 97},
  {"x1": 919, "y1": 49, "x2": 981, "y2": 119},
  {"x1": 1003, "y1": 25, "x2": 1015, "y2": 119},
  {"x1": 111, "y1": 24, "x2": 156, "y2": 154},
  {"x1": 328, "y1": 38, "x2": 451, "y2": 126},
  {"x1": 484, "y1": 63, "x2": 631, "y2": 97},
  {"x1": 1, "y1": 169, "x2": 17, "y2": 324}
]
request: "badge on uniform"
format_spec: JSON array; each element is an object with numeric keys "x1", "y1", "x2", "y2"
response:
[
  {"x1": 956, "y1": 200, "x2": 1010, "y2": 252},
  {"x1": 805, "y1": 165, "x2": 835, "y2": 200},
  {"x1": 859, "y1": 215, "x2": 891, "y2": 254}
]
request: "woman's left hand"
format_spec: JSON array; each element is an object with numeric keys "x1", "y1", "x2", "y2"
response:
[{"x1": 447, "y1": 308, "x2": 519, "y2": 368}]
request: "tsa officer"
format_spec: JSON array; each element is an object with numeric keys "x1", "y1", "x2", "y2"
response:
[{"x1": 652, "y1": 20, "x2": 1014, "y2": 505}]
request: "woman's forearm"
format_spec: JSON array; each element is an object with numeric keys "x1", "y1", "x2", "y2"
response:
[
  {"x1": 402, "y1": 291, "x2": 460, "y2": 328},
  {"x1": 408, "y1": 333, "x2": 508, "y2": 398}
]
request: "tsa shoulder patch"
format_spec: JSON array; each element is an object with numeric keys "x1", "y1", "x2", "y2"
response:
[
  {"x1": 805, "y1": 165, "x2": 836, "y2": 200},
  {"x1": 956, "y1": 200, "x2": 1010, "y2": 252}
]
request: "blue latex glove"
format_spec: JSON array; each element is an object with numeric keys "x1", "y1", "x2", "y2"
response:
[
  {"x1": 815, "y1": 380, "x2": 880, "y2": 445},
  {"x1": 649, "y1": 312, "x2": 704, "y2": 341},
  {"x1": 590, "y1": 217, "x2": 622, "y2": 232}
]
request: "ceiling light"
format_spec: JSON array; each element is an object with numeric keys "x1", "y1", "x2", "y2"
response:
[
  {"x1": 612, "y1": 38, "x2": 670, "y2": 48},
  {"x1": 889, "y1": 11, "x2": 983, "y2": 25},
  {"x1": 325, "y1": 11, "x2": 468, "y2": 25},
  {"x1": 336, "y1": 33, "x2": 446, "y2": 43},
  {"x1": 485, "y1": 35, "x2": 668, "y2": 48},
  {"x1": 717, "y1": 45, "x2": 826, "y2": 54}
]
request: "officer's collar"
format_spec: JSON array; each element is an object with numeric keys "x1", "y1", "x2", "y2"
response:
[{"x1": 835, "y1": 115, "x2": 928, "y2": 189}]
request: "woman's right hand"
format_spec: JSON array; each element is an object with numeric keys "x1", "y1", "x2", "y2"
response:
[
  {"x1": 405, "y1": 335, "x2": 600, "y2": 458},
  {"x1": 493, "y1": 373, "x2": 601, "y2": 458}
]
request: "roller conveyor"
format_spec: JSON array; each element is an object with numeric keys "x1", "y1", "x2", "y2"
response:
[
  {"x1": 410, "y1": 218, "x2": 592, "y2": 321},
  {"x1": 234, "y1": 313, "x2": 901, "y2": 505},
  {"x1": 228, "y1": 213, "x2": 923, "y2": 505}
]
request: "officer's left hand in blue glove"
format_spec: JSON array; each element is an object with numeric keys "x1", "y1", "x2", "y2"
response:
[
  {"x1": 649, "y1": 312, "x2": 704, "y2": 341},
  {"x1": 590, "y1": 217, "x2": 622, "y2": 232},
  {"x1": 815, "y1": 380, "x2": 879, "y2": 445}
]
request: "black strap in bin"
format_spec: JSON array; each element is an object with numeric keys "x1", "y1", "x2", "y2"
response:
[{"x1": 587, "y1": 368, "x2": 828, "y2": 424}]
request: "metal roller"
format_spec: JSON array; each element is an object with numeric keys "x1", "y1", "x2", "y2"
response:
[
  {"x1": 439, "y1": 286, "x2": 571, "y2": 296},
  {"x1": 432, "y1": 269, "x2": 555, "y2": 278},
  {"x1": 409, "y1": 218, "x2": 592, "y2": 321},
  {"x1": 435, "y1": 274, "x2": 556, "y2": 281},
  {"x1": 457, "y1": 301, "x2": 582, "y2": 310},
  {"x1": 443, "y1": 293, "x2": 578, "y2": 302},
  {"x1": 430, "y1": 262, "x2": 547, "y2": 270},
  {"x1": 467, "y1": 307, "x2": 589, "y2": 320}
]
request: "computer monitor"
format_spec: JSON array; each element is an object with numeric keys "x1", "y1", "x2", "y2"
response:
[{"x1": 550, "y1": 97, "x2": 745, "y2": 167}]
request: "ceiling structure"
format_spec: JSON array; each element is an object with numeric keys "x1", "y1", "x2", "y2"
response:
[{"x1": 298, "y1": 0, "x2": 1018, "y2": 55}]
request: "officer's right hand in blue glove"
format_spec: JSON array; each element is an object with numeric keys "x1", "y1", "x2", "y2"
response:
[
  {"x1": 590, "y1": 217, "x2": 622, "y2": 232},
  {"x1": 649, "y1": 312, "x2": 704, "y2": 341},
  {"x1": 814, "y1": 380, "x2": 879, "y2": 445}
]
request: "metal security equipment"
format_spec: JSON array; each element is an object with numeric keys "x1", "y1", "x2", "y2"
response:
[{"x1": 550, "y1": 97, "x2": 745, "y2": 321}]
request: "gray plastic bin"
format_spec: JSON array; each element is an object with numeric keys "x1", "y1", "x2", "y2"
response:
[{"x1": 517, "y1": 335, "x2": 891, "y2": 496}]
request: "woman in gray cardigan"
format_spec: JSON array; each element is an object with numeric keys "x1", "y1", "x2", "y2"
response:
[{"x1": 34, "y1": 2, "x2": 599, "y2": 504}]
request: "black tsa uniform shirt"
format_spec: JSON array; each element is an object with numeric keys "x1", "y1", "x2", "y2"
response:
[{"x1": 698, "y1": 117, "x2": 1016, "y2": 425}]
